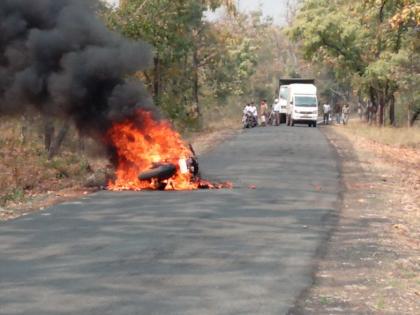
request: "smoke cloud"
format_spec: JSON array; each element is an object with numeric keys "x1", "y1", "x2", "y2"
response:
[{"x1": 0, "y1": 0, "x2": 155, "y2": 139}]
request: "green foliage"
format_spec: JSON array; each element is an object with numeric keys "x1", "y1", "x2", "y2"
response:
[
  {"x1": 105, "y1": 1, "x2": 208, "y2": 110},
  {"x1": 389, "y1": 29, "x2": 420, "y2": 120},
  {"x1": 102, "y1": 1, "x2": 284, "y2": 129}
]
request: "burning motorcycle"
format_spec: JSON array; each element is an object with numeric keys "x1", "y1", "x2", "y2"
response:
[
  {"x1": 107, "y1": 110, "x2": 232, "y2": 191},
  {"x1": 138, "y1": 144, "x2": 200, "y2": 190}
]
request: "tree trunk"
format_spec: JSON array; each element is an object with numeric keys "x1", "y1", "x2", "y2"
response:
[
  {"x1": 383, "y1": 81, "x2": 396, "y2": 127},
  {"x1": 192, "y1": 48, "x2": 200, "y2": 112},
  {"x1": 369, "y1": 87, "x2": 378, "y2": 125},
  {"x1": 153, "y1": 55, "x2": 160, "y2": 106},
  {"x1": 43, "y1": 118, "x2": 55, "y2": 152},
  {"x1": 376, "y1": 89, "x2": 385, "y2": 126},
  {"x1": 20, "y1": 115, "x2": 29, "y2": 144},
  {"x1": 378, "y1": 102, "x2": 384, "y2": 126},
  {"x1": 48, "y1": 122, "x2": 70, "y2": 159},
  {"x1": 389, "y1": 94, "x2": 395, "y2": 126},
  {"x1": 78, "y1": 131, "x2": 85, "y2": 154}
]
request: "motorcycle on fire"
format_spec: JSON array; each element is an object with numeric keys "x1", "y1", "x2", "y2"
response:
[{"x1": 138, "y1": 144, "x2": 200, "y2": 190}]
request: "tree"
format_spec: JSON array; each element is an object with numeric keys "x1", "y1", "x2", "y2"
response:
[
  {"x1": 287, "y1": 0, "x2": 419, "y2": 126},
  {"x1": 104, "y1": 0, "x2": 267, "y2": 128}
]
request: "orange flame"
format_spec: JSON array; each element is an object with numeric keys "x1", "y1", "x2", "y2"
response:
[{"x1": 107, "y1": 110, "x2": 232, "y2": 191}]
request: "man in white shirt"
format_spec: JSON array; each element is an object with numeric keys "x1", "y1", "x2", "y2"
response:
[
  {"x1": 243, "y1": 103, "x2": 251, "y2": 115},
  {"x1": 251, "y1": 102, "x2": 258, "y2": 117},
  {"x1": 323, "y1": 103, "x2": 331, "y2": 125},
  {"x1": 249, "y1": 102, "x2": 258, "y2": 126}
]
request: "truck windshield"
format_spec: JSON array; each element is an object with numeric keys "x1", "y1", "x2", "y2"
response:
[
  {"x1": 280, "y1": 86, "x2": 289, "y2": 100},
  {"x1": 295, "y1": 96, "x2": 317, "y2": 107}
]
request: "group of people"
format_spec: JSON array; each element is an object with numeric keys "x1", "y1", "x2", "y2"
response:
[
  {"x1": 242, "y1": 99, "x2": 281, "y2": 128},
  {"x1": 244, "y1": 99, "x2": 353, "y2": 127},
  {"x1": 322, "y1": 103, "x2": 350, "y2": 125}
]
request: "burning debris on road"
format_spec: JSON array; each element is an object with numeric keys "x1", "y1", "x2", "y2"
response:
[{"x1": 0, "y1": 0, "x2": 231, "y2": 192}]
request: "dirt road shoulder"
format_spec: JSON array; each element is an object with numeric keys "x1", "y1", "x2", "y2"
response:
[{"x1": 292, "y1": 125, "x2": 419, "y2": 314}]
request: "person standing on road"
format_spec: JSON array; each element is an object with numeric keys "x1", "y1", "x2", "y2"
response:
[
  {"x1": 323, "y1": 103, "x2": 331, "y2": 125},
  {"x1": 260, "y1": 100, "x2": 268, "y2": 126},
  {"x1": 334, "y1": 103, "x2": 342, "y2": 124},
  {"x1": 357, "y1": 102, "x2": 363, "y2": 120},
  {"x1": 273, "y1": 99, "x2": 281, "y2": 126},
  {"x1": 251, "y1": 102, "x2": 258, "y2": 125},
  {"x1": 342, "y1": 104, "x2": 350, "y2": 125}
]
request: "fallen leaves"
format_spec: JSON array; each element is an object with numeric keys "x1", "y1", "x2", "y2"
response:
[
  {"x1": 392, "y1": 223, "x2": 409, "y2": 234},
  {"x1": 0, "y1": 207, "x2": 18, "y2": 221},
  {"x1": 308, "y1": 126, "x2": 420, "y2": 314}
]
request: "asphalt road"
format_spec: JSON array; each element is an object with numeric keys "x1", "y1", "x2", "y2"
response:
[{"x1": 0, "y1": 125, "x2": 340, "y2": 315}]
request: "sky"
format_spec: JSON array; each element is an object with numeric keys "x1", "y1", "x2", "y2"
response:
[
  {"x1": 235, "y1": 0, "x2": 291, "y2": 25},
  {"x1": 103, "y1": 0, "x2": 292, "y2": 25},
  {"x1": 104, "y1": 0, "x2": 119, "y2": 6}
]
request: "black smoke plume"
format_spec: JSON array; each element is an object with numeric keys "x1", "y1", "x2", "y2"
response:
[{"x1": 0, "y1": 0, "x2": 155, "y2": 140}]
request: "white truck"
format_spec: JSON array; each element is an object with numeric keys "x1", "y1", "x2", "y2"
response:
[{"x1": 283, "y1": 80, "x2": 318, "y2": 127}]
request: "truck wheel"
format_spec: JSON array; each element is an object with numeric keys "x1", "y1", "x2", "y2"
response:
[
  {"x1": 308, "y1": 122, "x2": 312, "y2": 127},
  {"x1": 291, "y1": 119, "x2": 295, "y2": 126},
  {"x1": 313, "y1": 121, "x2": 317, "y2": 128}
]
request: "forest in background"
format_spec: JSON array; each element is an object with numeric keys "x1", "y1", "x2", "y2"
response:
[
  {"x1": 288, "y1": 0, "x2": 419, "y2": 127},
  {"x1": 102, "y1": 0, "x2": 299, "y2": 131},
  {"x1": 2, "y1": 0, "x2": 419, "y2": 158},
  {"x1": 102, "y1": 0, "x2": 419, "y2": 128}
]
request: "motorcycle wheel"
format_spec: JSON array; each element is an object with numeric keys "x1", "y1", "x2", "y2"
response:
[{"x1": 139, "y1": 163, "x2": 177, "y2": 181}]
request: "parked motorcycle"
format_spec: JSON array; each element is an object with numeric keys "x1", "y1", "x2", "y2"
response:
[{"x1": 243, "y1": 111, "x2": 258, "y2": 128}]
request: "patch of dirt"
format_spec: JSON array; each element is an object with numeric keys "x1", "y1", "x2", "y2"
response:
[{"x1": 291, "y1": 126, "x2": 420, "y2": 314}]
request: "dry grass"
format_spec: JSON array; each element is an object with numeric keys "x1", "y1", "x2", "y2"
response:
[
  {"x1": 201, "y1": 104, "x2": 242, "y2": 132},
  {"x1": 332, "y1": 122, "x2": 420, "y2": 200},
  {"x1": 0, "y1": 117, "x2": 108, "y2": 210},
  {"x1": 180, "y1": 104, "x2": 242, "y2": 155},
  {"x1": 342, "y1": 121, "x2": 420, "y2": 148}
]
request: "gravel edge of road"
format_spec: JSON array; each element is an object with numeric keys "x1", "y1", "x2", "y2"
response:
[{"x1": 289, "y1": 125, "x2": 420, "y2": 315}]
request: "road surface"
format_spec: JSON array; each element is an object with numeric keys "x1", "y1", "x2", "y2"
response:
[{"x1": 0, "y1": 125, "x2": 340, "y2": 315}]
